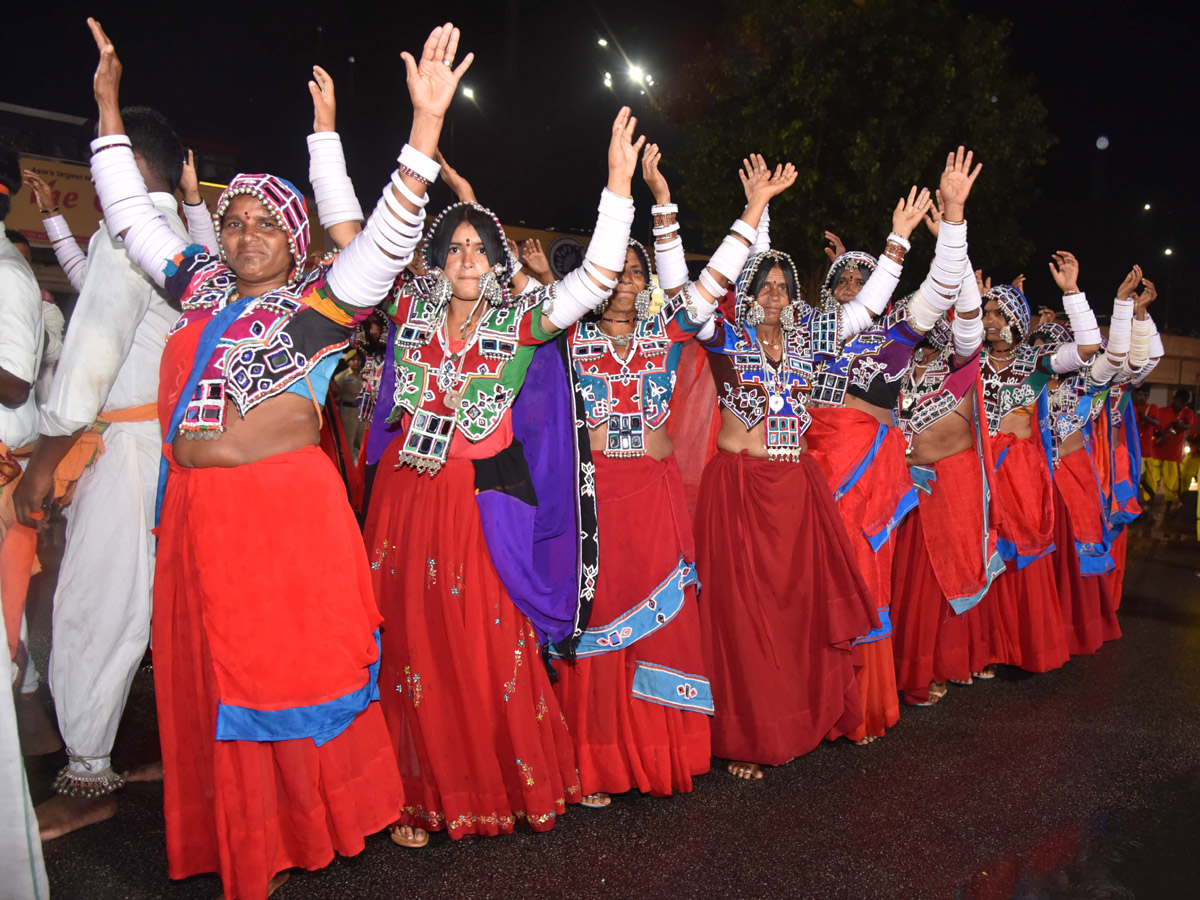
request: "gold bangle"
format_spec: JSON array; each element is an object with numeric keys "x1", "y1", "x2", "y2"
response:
[{"x1": 940, "y1": 217, "x2": 965, "y2": 226}]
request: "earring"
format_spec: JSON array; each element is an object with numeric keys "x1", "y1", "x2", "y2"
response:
[
  {"x1": 430, "y1": 268, "x2": 453, "y2": 312},
  {"x1": 745, "y1": 301, "x2": 766, "y2": 327},
  {"x1": 780, "y1": 303, "x2": 798, "y2": 332},
  {"x1": 478, "y1": 267, "x2": 503, "y2": 305},
  {"x1": 634, "y1": 288, "x2": 653, "y2": 320},
  {"x1": 1000, "y1": 324, "x2": 1014, "y2": 344}
]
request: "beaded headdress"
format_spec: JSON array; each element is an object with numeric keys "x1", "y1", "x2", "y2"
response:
[
  {"x1": 1029, "y1": 321, "x2": 1072, "y2": 347},
  {"x1": 628, "y1": 239, "x2": 654, "y2": 277},
  {"x1": 214, "y1": 174, "x2": 310, "y2": 268},
  {"x1": 821, "y1": 250, "x2": 878, "y2": 310},
  {"x1": 983, "y1": 284, "x2": 1031, "y2": 342},
  {"x1": 734, "y1": 250, "x2": 802, "y2": 327},
  {"x1": 925, "y1": 310, "x2": 954, "y2": 352},
  {"x1": 422, "y1": 201, "x2": 519, "y2": 308}
]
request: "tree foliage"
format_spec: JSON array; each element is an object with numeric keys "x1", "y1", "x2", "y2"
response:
[{"x1": 661, "y1": 0, "x2": 1054, "y2": 296}]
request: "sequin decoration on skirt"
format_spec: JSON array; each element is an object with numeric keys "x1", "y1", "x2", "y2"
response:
[{"x1": 364, "y1": 446, "x2": 580, "y2": 838}]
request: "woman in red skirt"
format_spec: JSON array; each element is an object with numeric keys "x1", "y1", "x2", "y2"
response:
[
  {"x1": 1046, "y1": 263, "x2": 1152, "y2": 655},
  {"x1": 84, "y1": 19, "x2": 476, "y2": 898},
  {"x1": 979, "y1": 257, "x2": 1104, "y2": 676},
  {"x1": 549, "y1": 149, "x2": 790, "y2": 805},
  {"x1": 890, "y1": 278, "x2": 1004, "y2": 707},
  {"x1": 363, "y1": 109, "x2": 649, "y2": 845},
  {"x1": 803, "y1": 149, "x2": 980, "y2": 741}
]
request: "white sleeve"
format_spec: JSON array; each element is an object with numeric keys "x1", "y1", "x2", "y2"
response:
[
  {"x1": 90, "y1": 137, "x2": 190, "y2": 287},
  {"x1": 0, "y1": 266, "x2": 42, "y2": 385},
  {"x1": 907, "y1": 221, "x2": 967, "y2": 333},
  {"x1": 751, "y1": 203, "x2": 771, "y2": 254},
  {"x1": 952, "y1": 257, "x2": 984, "y2": 358},
  {"x1": 39, "y1": 230, "x2": 157, "y2": 435},
  {"x1": 325, "y1": 146, "x2": 438, "y2": 309},
  {"x1": 43, "y1": 214, "x2": 88, "y2": 292},
  {"x1": 182, "y1": 201, "x2": 219, "y2": 252},
  {"x1": 546, "y1": 189, "x2": 634, "y2": 329},
  {"x1": 838, "y1": 253, "x2": 904, "y2": 341}
]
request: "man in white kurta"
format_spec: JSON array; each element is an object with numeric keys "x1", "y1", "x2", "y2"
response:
[
  {"x1": 14, "y1": 181, "x2": 187, "y2": 838},
  {"x1": 0, "y1": 192, "x2": 50, "y2": 900}
]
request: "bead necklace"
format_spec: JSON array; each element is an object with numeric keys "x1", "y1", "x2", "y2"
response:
[{"x1": 435, "y1": 294, "x2": 488, "y2": 410}]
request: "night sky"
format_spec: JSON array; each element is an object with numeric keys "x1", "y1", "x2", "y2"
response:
[{"x1": 7, "y1": 1, "x2": 1196, "y2": 330}]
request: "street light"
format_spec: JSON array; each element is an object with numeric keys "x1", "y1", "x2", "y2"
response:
[
  {"x1": 597, "y1": 38, "x2": 608, "y2": 47},
  {"x1": 628, "y1": 64, "x2": 645, "y2": 83},
  {"x1": 462, "y1": 87, "x2": 475, "y2": 100},
  {"x1": 1145, "y1": 203, "x2": 1152, "y2": 210},
  {"x1": 1165, "y1": 248, "x2": 1174, "y2": 256},
  {"x1": 603, "y1": 72, "x2": 613, "y2": 89}
]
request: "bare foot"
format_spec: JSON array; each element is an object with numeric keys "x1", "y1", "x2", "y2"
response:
[
  {"x1": 972, "y1": 665, "x2": 998, "y2": 680},
  {"x1": 855, "y1": 734, "x2": 880, "y2": 746},
  {"x1": 36, "y1": 794, "x2": 118, "y2": 840},
  {"x1": 15, "y1": 693, "x2": 62, "y2": 756},
  {"x1": 389, "y1": 824, "x2": 430, "y2": 848},
  {"x1": 948, "y1": 676, "x2": 973, "y2": 686},
  {"x1": 217, "y1": 869, "x2": 289, "y2": 899},
  {"x1": 580, "y1": 792, "x2": 612, "y2": 808},
  {"x1": 122, "y1": 760, "x2": 164, "y2": 783},
  {"x1": 726, "y1": 760, "x2": 763, "y2": 780}
]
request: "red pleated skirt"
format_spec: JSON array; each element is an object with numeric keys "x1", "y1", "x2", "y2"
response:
[
  {"x1": 1051, "y1": 457, "x2": 1122, "y2": 656},
  {"x1": 695, "y1": 451, "x2": 875, "y2": 764},
  {"x1": 552, "y1": 454, "x2": 710, "y2": 797},
  {"x1": 891, "y1": 510, "x2": 972, "y2": 703},
  {"x1": 806, "y1": 407, "x2": 909, "y2": 739},
  {"x1": 363, "y1": 446, "x2": 580, "y2": 838},
  {"x1": 154, "y1": 446, "x2": 402, "y2": 900},
  {"x1": 989, "y1": 431, "x2": 1068, "y2": 672}
]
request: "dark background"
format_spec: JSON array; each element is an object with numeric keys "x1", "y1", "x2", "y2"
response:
[{"x1": 5, "y1": 0, "x2": 1195, "y2": 329}]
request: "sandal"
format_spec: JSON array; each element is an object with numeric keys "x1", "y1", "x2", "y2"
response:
[{"x1": 389, "y1": 824, "x2": 430, "y2": 849}]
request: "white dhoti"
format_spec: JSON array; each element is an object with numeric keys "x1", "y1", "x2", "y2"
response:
[{"x1": 48, "y1": 424, "x2": 158, "y2": 793}]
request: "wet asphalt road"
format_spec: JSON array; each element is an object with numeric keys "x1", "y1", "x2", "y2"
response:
[{"x1": 22, "y1": 534, "x2": 1200, "y2": 900}]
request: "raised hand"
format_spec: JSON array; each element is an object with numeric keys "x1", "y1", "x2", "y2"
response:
[
  {"x1": 891, "y1": 185, "x2": 933, "y2": 240},
  {"x1": 823, "y1": 230, "x2": 846, "y2": 262},
  {"x1": 744, "y1": 161, "x2": 797, "y2": 206},
  {"x1": 641, "y1": 143, "x2": 671, "y2": 205},
  {"x1": 607, "y1": 107, "x2": 646, "y2": 196},
  {"x1": 309, "y1": 65, "x2": 337, "y2": 132},
  {"x1": 22, "y1": 170, "x2": 57, "y2": 212},
  {"x1": 938, "y1": 146, "x2": 982, "y2": 220},
  {"x1": 87, "y1": 18, "x2": 122, "y2": 110},
  {"x1": 1116, "y1": 264, "x2": 1143, "y2": 301},
  {"x1": 520, "y1": 238, "x2": 552, "y2": 283},
  {"x1": 434, "y1": 149, "x2": 477, "y2": 203},
  {"x1": 1049, "y1": 250, "x2": 1080, "y2": 294},
  {"x1": 180, "y1": 150, "x2": 202, "y2": 205},
  {"x1": 1012, "y1": 273, "x2": 1027, "y2": 293},
  {"x1": 402, "y1": 23, "x2": 474, "y2": 120},
  {"x1": 1133, "y1": 276, "x2": 1157, "y2": 316},
  {"x1": 739, "y1": 154, "x2": 769, "y2": 203},
  {"x1": 1037, "y1": 306, "x2": 1057, "y2": 327}
]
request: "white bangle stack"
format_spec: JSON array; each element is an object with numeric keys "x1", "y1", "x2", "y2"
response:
[
  {"x1": 1062, "y1": 291, "x2": 1101, "y2": 345},
  {"x1": 308, "y1": 132, "x2": 364, "y2": 227}
]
